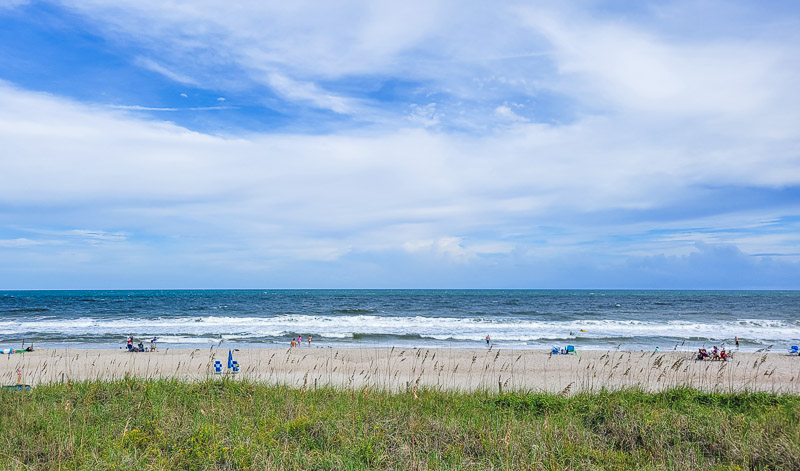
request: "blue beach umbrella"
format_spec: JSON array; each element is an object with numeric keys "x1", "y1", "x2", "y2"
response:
[{"x1": 228, "y1": 349, "x2": 233, "y2": 368}]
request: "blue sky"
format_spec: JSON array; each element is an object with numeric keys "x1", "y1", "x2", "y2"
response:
[{"x1": 1, "y1": 0, "x2": 800, "y2": 289}]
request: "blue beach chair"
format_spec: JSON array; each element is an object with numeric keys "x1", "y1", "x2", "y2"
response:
[
  {"x1": 566, "y1": 345, "x2": 576, "y2": 355},
  {"x1": 214, "y1": 361, "x2": 222, "y2": 374},
  {"x1": 789, "y1": 346, "x2": 799, "y2": 355},
  {"x1": 231, "y1": 361, "x2": 240, "y2": 373},
  {"x1": 551, "y1": 346, "x2": 560, "y2": 355}
]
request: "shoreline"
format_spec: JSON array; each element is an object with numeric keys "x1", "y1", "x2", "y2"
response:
[
  {"x1": 1, "y1": 341, "x2": 773, "y2": 353},
  {"x1": 3, "y1": 347, "x2": 799, "y2": 394}
]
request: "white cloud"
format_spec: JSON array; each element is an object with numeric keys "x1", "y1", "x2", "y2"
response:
[
  {"x1": 403, "y1": 237, "x2": 514, "y2": 263},
  {"x1": 408, "y1": 103, "x2": 441, "y2": 127},
  {"x1": 517, "y1": 5, "x2": 800, "y2": 131},
  {"x1": 134, "y1": 57, "x2": 198, "y2": 85},
  {"x1": 65, "y1": 230, "x2": 127, "y2": 242},
  {"x1": 264, "y1": 73, "x2": 354, "y2": 114},
  {"x1": 3, "y1": 2, "x2": 800, "y2": 285},
  {"x1": 403, "y1": 237, "x2": 473, "y2": 263},
  {"x1": 494, "y1": 105, "x2": 527, "y2": 122},
  {"x1": 110, "y1": 104, "x2": 227, "y2": 111},
  {"x1": 2, "y1": 79, "x2": 799, "y2": 261}
]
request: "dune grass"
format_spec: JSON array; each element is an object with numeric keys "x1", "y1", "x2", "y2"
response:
[{"x1": 1, "y1": 378, "x2": 798, "y2": 470}]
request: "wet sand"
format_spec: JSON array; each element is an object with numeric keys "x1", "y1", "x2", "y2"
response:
[{"x1": 3, "y1": 347, "x2": 799, "y2": 394}]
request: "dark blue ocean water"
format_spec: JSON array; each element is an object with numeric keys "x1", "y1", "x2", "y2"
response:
[{"x1": 1, "y1": 290, "x2": 798, "y2": 351}]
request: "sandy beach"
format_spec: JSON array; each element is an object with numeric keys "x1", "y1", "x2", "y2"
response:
[{"x1": 3, "y1": 347, "x2": 799, "y2": 394}]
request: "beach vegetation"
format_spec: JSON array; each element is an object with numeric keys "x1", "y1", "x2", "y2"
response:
[{"x1": 0, "y1": 379, "x2": 797, "y2": 470}]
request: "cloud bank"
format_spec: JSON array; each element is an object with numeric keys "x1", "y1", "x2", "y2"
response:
[{"x1": 0, "y1": 1, "x2": 799, "y2": 288}]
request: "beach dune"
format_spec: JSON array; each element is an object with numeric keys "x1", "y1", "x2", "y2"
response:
[{"x1": 3, "y1": 348, "x2": 799, "y2": 394}]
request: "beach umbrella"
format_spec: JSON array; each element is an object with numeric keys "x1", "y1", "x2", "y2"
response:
[{"x1": 228, "y1": 349, "x2": 233, "y2": 369}]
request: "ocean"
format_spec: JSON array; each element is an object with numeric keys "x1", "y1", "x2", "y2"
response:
[{"x1": 1, "y1": 290, "x2": 798, "y2": 352}]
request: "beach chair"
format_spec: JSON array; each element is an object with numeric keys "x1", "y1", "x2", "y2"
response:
[
  {"x1": 789, "y1": 346, "x2": 799, "y2": 355},
  {"x1": 213, "y1": 361, "x2": 222, "y2": 374},
  {"x1": 231, "y1": 361, "x2": 240, "y2": 373},
  {"x1": 566, "y1": 345, "x2": 576, "y2": 355},
  {"x1": 551, "y1": 346, "x2": 560, "y2": 355}
]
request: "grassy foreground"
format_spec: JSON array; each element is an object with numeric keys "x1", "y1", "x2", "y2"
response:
[{"x1": 1, "y1": 379, "x2": 798, "y2": 470}]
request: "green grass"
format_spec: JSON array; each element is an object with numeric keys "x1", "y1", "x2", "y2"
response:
[{"x1": 1, "y1": 379, "x2": 798, "y2": 470}]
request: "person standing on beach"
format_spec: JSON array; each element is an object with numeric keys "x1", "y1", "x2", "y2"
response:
[
  {"x1": 735, "y1": 336, "x2": 739, "y2": 348},
  {"x1": 486, "y1": 335, "x2": 491, "y2": 347},
  {"x1": 308, "y1": 335, "x2": 312, "y2": 347}
]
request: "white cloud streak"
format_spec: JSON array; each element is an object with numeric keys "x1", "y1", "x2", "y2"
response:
[
  {"x1": 264, "y1": 73, "x2": 355, "y2": 114},
  {"x1": 134, "y1": 57, "x2": 198, "y2": 85}
]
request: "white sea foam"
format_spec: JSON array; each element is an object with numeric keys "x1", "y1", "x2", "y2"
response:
[{"x1": 1, "y1": 314, "x2": 799, "y2": 345}]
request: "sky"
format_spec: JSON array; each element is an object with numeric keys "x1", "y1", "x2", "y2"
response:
[{"x1": 1, "y1": 0, "x2": 800, "y2": 289}]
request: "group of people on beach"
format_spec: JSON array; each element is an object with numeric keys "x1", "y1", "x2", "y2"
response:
[
  {"x1": 124, "y1": 334, "x2": 316, "y2": 350},
  {"x1": 126, "y1": 334, "x2": 157, "y2": 352},
  {"x1": 697, "y1": 345, "x2": 730, "y2": 361},
  {"x1": 693, "y1": 337, "x2": 740, "y2": 361},
  {"x1": 290, "y1": 335, "x2": 312, "y2": 348}
]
